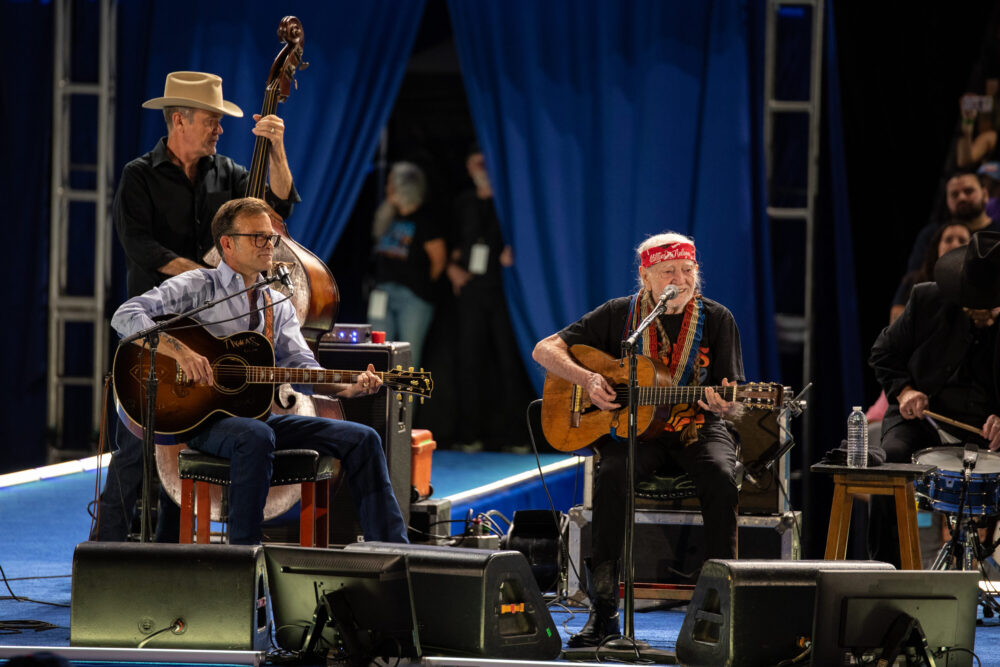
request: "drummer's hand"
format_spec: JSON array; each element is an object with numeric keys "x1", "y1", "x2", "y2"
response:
[
  {"x1": 897, "y1": 386, "x2": 928, "y2": 420},
  {"x1": 983, "y1": 414, "x2": 1000, "y2": 451}
]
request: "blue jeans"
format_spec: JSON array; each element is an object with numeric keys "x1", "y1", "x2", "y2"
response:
[
  {"x1": 370, "y1": 282, "x2": 434, "y2": 368},
  {"x1": 92, "y1": 420, "x2": 180, "y2": 542},
  {"x1": 187, "y1": 413, "x2": 408, "y2": 545}
]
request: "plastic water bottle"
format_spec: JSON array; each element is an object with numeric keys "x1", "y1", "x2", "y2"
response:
[{"x1": 847, "y1": 406, "x2": 868, "y2": 468}]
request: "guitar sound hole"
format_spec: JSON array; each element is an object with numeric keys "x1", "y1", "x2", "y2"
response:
[{"x1": 214, "y1": 357, "x2": 249, "y2": 395}]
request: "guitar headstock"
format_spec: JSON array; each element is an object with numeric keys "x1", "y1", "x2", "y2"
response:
[
  {"x1": 735, "y1": 382, "x2": 784, "y2": 409},
  {"x1": 384, "y1": 367, "x2": 434, "y2": 401}
]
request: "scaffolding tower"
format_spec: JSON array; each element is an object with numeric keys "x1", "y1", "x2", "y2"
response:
[
  {"x1": 46, "y1": 0, "x2": 117, "y2": 462},
  {"x1": 763, "y1": 0, "x2": 824, "y2": 543}
]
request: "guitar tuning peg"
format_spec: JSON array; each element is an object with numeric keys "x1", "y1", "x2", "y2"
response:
[
  {"x1": 407, "y1": 395, "x2": 414, "y2": 403},
  {"x1": 408, "y1": 366, "x2": 414, "y2": 372},
  {"x1": 420, "y1": 397, "x2": 425, "y2": 405},
  {"x1": 395, "y1": 365, "x2": 402, "y2": 371}
]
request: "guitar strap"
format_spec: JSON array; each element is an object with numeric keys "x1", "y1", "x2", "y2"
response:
[
  {"x1": 262, "y1": 290, "x2": 274, "y2": 345},
  {"x1": 624, "y1": 290, "x2": 706, "y2": 443},
  {"x1": 625, "y1": 290, "x2": 705, "y2": 386}
]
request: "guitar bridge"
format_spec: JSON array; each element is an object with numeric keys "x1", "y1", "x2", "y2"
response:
[{"x1": 570, "y1": 384, "x2": 583, "y2": 428}]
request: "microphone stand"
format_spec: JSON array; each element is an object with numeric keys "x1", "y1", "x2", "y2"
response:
[
  {"x1": 602, "y1": 291, "x2": 675, "y2": 662},
  {"x1": 121, "y1": 272, "x2": 284, "y2": 542}
]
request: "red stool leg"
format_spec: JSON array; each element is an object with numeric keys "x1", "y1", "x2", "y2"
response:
[
  {"x1": 300, "y1": 481, "x2": 316, "y2": 547},
  {"x1": 315, "y1": 478, "x2": 330, "y2": 548},
  {"x1": 195, "y1": 481, "x2": 211, "y2": 544},
  {"x1": 180, "y1": 478, "x2": 194, "y2": 544}
]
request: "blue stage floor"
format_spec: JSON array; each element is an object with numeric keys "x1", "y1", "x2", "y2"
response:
[{"x1": 3, "y1": 451, "x2": 1000, "y2": 665}]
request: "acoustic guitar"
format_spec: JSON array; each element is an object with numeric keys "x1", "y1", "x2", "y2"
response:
[
  {"x1": 540, "y1": 344, "x2": 782, "y2": 453},
  {"x1": 113, "y1": 316, "x2": 433, "y2": 444}
]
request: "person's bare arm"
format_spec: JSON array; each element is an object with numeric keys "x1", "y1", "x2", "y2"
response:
[
  {"x1": 425, "y1": 238, "x2": 447, "y2": 280},
  {"x1": 158, "y1": 257, "x2": 205, "y2": 276},
  {"x1": 532, "y1": 333, "x2": 619, "y2": 410}
]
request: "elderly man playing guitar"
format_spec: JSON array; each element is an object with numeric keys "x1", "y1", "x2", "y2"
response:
[
  {"x1": 533, "y1": 231, "x2": 745, "y2": 648},
  {"x1": 112, "y1": 197, "x2": 409, "y2": 546}
]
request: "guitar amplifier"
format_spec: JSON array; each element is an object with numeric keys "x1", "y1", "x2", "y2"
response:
[{"x1": 317, "y1": 339, "x2": 413, "y2": 539}]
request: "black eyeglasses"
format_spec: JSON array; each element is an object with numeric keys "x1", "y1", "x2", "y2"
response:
[{"x1": 228, "y1": 233, "x2": 281, "y2": 248}]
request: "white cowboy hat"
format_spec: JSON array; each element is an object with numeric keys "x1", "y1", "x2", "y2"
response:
[{"x1": 142, "y1": 71, "x2": 243, "y2": 118}]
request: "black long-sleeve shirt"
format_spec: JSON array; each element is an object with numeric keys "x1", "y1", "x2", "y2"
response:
[{"x1": 113, "y1": 137, "x2": 299, "y2": 297}]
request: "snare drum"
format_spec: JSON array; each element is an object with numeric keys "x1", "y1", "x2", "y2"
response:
[{"x1": 913, "y1": 446, "x2": 1000, "y2": 516}]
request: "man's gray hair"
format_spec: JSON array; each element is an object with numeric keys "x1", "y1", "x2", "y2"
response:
[
  {"x1": 389, "y1": 162, "x2": 427, "y2": 209},
  {"x1": 163, "y1": 106, "x2": 195, "y2": 132}
]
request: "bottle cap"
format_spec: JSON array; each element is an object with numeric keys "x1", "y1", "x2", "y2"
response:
[{"x1": 852, "y1": 406, "x2": 862, "y2": 411}]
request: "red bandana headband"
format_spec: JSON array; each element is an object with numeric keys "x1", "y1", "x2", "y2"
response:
[{"x1": 640, "y1": 242, "x2": 697, "y2": 267}]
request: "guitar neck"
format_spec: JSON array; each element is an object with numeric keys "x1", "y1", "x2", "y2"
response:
[
  {"x1": 238, "y1": 366, "x2": 372, "y2": 386},
  {"x1": 627, "y1": 385, "x2": 736, "y2": 406}
]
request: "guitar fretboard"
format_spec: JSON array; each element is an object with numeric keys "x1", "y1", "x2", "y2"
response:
[
  {"x1": 612, "y1": 385, "x2": 736, "y2": 405},
  {"x1": 225, "y1": 366, "x2": 374, "y2": 386}
]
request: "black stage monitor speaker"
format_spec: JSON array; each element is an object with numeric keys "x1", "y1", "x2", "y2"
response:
[
  {"x1": 317, "y1": 340, "x2": 413, "y2": 538},
  {"x1": 675, "y1": 559, "x2": 895, "y2": 667},
  {"x1": 70, "y1": 542, "x2": 269, "y2": 650},
  {"x1": 810, "y1": 570, "x2": 979, "y2": 667},
  {"x1": 345, "y1": 542, "x2": 562, "y2": 660}
]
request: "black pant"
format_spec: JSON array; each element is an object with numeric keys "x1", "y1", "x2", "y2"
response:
[
  {"x1": 91, "y1": 420, "x2": 180, "y2": 542},
  {"x1": 591, "y1": 422, "x2": 740, "y2": 566}
]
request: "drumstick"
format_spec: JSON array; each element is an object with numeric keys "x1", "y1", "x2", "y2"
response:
[{"x1": 923, "y1": 410, "x2": 982, "y2": 436}]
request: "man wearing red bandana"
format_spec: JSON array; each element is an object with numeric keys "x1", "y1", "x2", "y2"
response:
[{"x1": 533, "y1": 232, "x2": 745, "y2": 648}]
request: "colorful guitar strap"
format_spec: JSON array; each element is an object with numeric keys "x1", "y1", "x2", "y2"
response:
[
  {"x1": 624, "y1": 290, "x2": 705, "y2": 386},
  {"x1": 622, "y1": 290, "x2": 706, "y2": 443}
]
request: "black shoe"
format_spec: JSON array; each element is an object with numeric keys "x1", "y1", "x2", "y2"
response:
[
  {"x1": 567, "y1": 560, "x2": 620, "y2": 648},
  {"x1": 567, "y1": 608, "x2": 620, "y2": 647}
]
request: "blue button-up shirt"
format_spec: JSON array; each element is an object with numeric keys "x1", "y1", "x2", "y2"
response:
[{"x1": 112, "y1": 261, "x2": 321, "y2": 390}]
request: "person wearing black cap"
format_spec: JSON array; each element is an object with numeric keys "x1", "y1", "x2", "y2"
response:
[
  {"x1": 871, "y1": 230, "x2": 1000, "y2": 454},
  {"x1": 869, "y1": 231, "x2": 1000, "y2": 563}
]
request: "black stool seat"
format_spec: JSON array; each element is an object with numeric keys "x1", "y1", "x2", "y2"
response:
[
  {"x1": 177, "y1": 448, "x2": 337, "y2": 486},
  {"x1": 176, "y1": 448, "x2": 341, "y2": 547}
]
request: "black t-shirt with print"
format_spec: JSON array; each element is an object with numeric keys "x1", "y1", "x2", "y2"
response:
[
  {"x1": 373, "y1": 205, "x2": 445, "y2": 301},
  {"x1": 557, "y1": 294, "x2": 745, "y2": 429}
]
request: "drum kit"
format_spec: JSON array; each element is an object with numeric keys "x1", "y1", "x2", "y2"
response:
[{"x1": 913, "y1": 445, "x2": 1000, "y2": 582}]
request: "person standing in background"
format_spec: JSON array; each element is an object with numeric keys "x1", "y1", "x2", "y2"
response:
[{"x1": 369, "y1": 162, "x2": 447, "y2": 368}]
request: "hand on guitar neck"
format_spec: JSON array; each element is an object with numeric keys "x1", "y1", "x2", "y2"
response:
[
  {"x1": 697, "y1": 378, "x2": 743, "y2": 419},
  {"x1": 313, "y1": 363, "x2": 383, "y2": 399}
]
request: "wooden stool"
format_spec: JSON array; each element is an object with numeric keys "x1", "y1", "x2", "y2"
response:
[
  {"x1": 177, "y1": 448, "x2": 342, "y2": 546},
  {"x1": 811, "y1": 462, "x2": 936, "y2": 570}
]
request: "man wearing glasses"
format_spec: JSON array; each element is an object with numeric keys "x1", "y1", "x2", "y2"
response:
[
  {"x1": 110, "y1": 198, "x2": 409, "y2": 546},
  {"x1": 95, "y1": 71, "x2": 299, "y2": 542}
]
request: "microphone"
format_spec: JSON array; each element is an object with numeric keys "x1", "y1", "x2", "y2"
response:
[
  {"x1": 964, "y1": 443, "x2": 979, "y2": 471},
  {"x1": 274, "y1": 264, "x2": 294, "y2": 292},
  {"x1": 657, "y1": 284, "x2": 679, "y2": 305}
]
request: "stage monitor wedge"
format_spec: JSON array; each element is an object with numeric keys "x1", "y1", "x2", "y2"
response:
[
  {"x1": 675, "y1": 559, "x2": 895, "y2": 667},
  {"x1": 810, "y1": 570, "x2": 979, "y2": 667},
  {"x1": 345, "y1": 541, "x2": 562, "y2": 660},
  {"x1": 70, "y1": 542, "x2": 269, "y2": 651}
]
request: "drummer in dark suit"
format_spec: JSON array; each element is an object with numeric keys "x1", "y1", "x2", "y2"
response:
[{"x1": 869, "y1": 231, "x2": 1000, "y2": 563}]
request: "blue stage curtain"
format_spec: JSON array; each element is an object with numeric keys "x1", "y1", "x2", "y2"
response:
[
  {"x1": 118, "y1": 0, "x2": 425, "y2": 262},
  {"x1": 447, "y1": 0, "x2": 778, "y2": 388}
]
